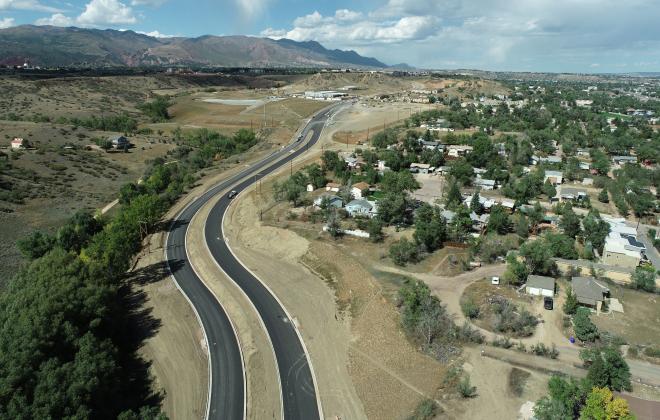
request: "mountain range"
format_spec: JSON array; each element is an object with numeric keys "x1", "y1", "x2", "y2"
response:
[{"x1": 0, "y1": 25, "x2": 390, "y2": 69}]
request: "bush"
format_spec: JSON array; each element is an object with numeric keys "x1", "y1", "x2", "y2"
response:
[
  {"x1": 458, "y1": 375, "x2": 477, "y2": 398},
  {"x1": 573, "y1": 307, "x2": 599, "y2": 342},
  {"x1": 530, "y1": 343, "x2": 559, "y2": 359},
  {"x1": 644, "y1": 347, "x2": 660, "y2": 358},
  {"x1": 407, "y1": 399, "x2": 440, "y2": 420},
  {"x1": 461, "y1": 298, "x2": 480, "y2": 319},
  {"x1": 492, "y1": 299, "x2": 539, "y2": 337},
  {"x1": 631, "y1": 266, "x2": 657, "y2": 293},
  {"x1": 492, "y1": 336, "x2": 513, "y2": 349},
  {"x1": 390, "y1": 238, "x2": 419, "y2": 266}
]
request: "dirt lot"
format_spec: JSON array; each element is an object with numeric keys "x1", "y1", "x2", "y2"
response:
[{"x1": 591, "y1": 284, "x2": 660, "y2": 347}]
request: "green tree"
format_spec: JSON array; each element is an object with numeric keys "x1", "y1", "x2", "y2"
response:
[
  {"x1": 470, "y1": 191, "x2": 483, "y2": 214},
  {"x1": 16, "y1": 231, "x2": 54, "y2": 260},
  {"x1": 534, "y1": 376, "x2": 588, "y2": 420},
  {"x1": 445, "y1": 180, "x2": 463, "y2": 210},
  {"x1": 138, "y1": 95, "x2": 172, "y2": 122},
  {"x1": 560, "y1": 206, "x2": 581, "y2": 238},
  {"x1": 598, "y1": 188, "x2": 609, "y2": 203},
  {"x1": 503, "y1": 253, "x2": 529, "y2": 286},
  {"x1": 573, "y1": 307, "x2": 599, "y2": 342},
  {"x1": 515, "y1": 214, "x2": 530, "y2": 238},
  {"x1": 582, "y1": 212, "x2": 610, "y2": 253},
  {"x1": 520, "y1": 239, "x2": 555, "y2": 275},
  {"x1": 449, "y1": 158, "x2": 475, "y2": 186},
  {"x1": 563, "y1": 287, "x2": 579, "y2": 315},
  {"x1": 305, "y1": 163, "x2": 326, "y2": 189},
  {"x1": 581, "y1": 347, "x2": 632, "y2": 392},
  {"x1": 487, "y1": 205, "x2": 511, "y2": 235},
  {"x1": 579, "y1": 387, "x2": 634, "y2": 420},
  {"x1": 390, "y1": 238, "x2": 419, "y2": 266},
  {"x1": 631, "y1": 266, "x2": 656, "y2": 293},
  {"x1": 367, "y1": 218, "x2": 384, "y2": 242},
  {"x1": 545, "y1": 233, "x2": 579, "y2": 259},
  {"x1": 413, "y1": 204, "x2": 447, "y2": 252},
  {"x1": 543, "y1": 180, "x2": 557, "y2": 198}
]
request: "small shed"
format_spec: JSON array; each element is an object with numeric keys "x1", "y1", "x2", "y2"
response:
[{"x1": 525, "y1": 275, "x2": 555, "y2": 297}]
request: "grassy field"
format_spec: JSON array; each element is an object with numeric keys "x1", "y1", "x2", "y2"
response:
[{"x1": 0, "y1": 73, "x2": 338, "y2": 284}]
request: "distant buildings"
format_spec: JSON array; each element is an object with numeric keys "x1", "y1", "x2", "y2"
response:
[
  {"x1": 304, "y1": 91, "x2": 348, "y2": 100},
  {"x1": 544, "y1": 170, "x2": 564, "y2": 185}
]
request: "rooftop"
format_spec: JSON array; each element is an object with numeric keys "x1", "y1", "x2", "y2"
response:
[
  {"x1": 527, "y1": 275, "x2": 555, "y2": 291},
  {"x1": 571, "y1": 276, "x2": 609, "y2": 306}
]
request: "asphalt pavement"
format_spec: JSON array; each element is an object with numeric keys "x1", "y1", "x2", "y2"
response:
[{"x1": 166, "y1": 105, "x2": 339, "y2": 419}]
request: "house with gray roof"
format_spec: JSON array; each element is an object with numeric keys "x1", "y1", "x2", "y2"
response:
[
  {"x1": 345, "y1": 199, "x2": 377, "y2": 218},
  {"x1": 571, "y1": 276, "x2": 610, "y2": 309},
  {"x1": 525, "y1": 275, "x2": 555, "y2": 297},
  {"x1": 313, "y1": 194, "x2": 343, "y2": 209}
]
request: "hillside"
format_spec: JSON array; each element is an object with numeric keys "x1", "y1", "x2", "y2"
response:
[{"x1": 0, "y1": 25, "x2": 388, "y2": 69}]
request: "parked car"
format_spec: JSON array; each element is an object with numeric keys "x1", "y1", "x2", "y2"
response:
[
  {"x1": 227, "y1": 190, "x2": 238, "y2": 199},
  {"x1": 544, "y1": 296, "x2": 554, "y2": 310},
  {"x1": 491, "y1": 276, "x2": 500, "y2": 285}
]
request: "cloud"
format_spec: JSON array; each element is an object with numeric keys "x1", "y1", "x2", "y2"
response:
[
  {"x1": 0, "y1": 16, "x2": 14, "y2": 28},
  {"x1": 0, "y1": 0, "x2": 61, "y2": 13},
  {"x1": 234, "y1": 0, "x2": 268, "y2": 20},
  {"x1": 136, "y1": 29, "x2": 175, "y2": 38},
  {"x1": 35, "y1": 13, "x2": 73, "y2": 26},
  {"x1": 130, "y1": 0, "x2": 166, "y2": 5},
  {"x1": 261, "y1": 0, "x2": 660, "y2": 72},
  {"x1": 77, "y1": 0, "x2": 136, "y2": 25}
]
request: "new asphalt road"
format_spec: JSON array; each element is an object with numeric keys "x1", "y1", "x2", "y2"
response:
[{"x1": 166, "y1": 104, "x2": 339, "y2": 419}]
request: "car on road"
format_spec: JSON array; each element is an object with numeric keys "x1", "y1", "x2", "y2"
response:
[
  {"x1": 297, "y1": 134, "x2": 303, "y2": 142},
  {"x1": 543, "y1": 296, "x2": 554, "y2": 310},
  {"x1": 227, "y1": 190, "x2": 237, "y2": 199}
]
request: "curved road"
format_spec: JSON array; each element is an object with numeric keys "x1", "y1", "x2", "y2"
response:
[{"x1": 166, "y1": 105, "x2": 339, "y2": 419}]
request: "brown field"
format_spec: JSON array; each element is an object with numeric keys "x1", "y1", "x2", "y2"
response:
[{"x1": 591, "y1": 284, "x2": 660, "y2": 347}]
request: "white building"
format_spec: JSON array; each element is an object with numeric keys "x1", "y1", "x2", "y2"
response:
[{"x1": 525, "y1": 275, "x2": 555, "y2": 297}]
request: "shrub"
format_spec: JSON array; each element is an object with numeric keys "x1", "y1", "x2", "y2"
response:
[
  {"x1": 644, "y1": 347, "x2": 660, "y2": 358},
  {"x1": 492, "y1": 336, "x2": 513, "y2": 349},
  {"x1": 573, "y1": 307, "x2": 599, "y2": 342},
  {"x1": 389, "y1": 238, "x2": 419, "y2": 266},
  {"x1": 530, "y1": 343, "x2": 559, "y2": 359},
  {"x1": 458, "y1": 376, "x2": 477, "y2": 398},
  {"x1": 407, "y1": 399, "x2": 440, "y2": 420},
  {"x1": 461, "y1": 298, "x2": 480, "y2": 319}
]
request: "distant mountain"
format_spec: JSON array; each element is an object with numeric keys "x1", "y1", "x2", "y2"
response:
[{"x1": 0, "y1": 25, "x2": 389, "y2": 69}]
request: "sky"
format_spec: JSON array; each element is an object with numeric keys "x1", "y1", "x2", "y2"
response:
[{"x1": 1, "y1": 0, "x2": 660, "y2": 73}]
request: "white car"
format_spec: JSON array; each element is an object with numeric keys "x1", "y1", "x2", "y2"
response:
[{"x1": 491, "y1": 276, "x2": 500, "y2": 285}]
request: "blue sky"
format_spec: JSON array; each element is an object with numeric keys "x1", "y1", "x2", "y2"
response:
[{"x1": 2, "y1": 0, "x2": 660, "y2": 73}]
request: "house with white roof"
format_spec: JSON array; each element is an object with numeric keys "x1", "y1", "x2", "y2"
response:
[{"x1": 544, "y1": 170, "x2": 564, "y2": 185}]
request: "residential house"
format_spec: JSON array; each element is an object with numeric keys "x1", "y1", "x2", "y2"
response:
[
  {"x1": 544, "y1": 170, "x2": 564, "y2": 185},
  {"x1": 582, "y1": 178, "x2": 594, "y2": 186},
  {"x1": 418, "y1": 139, "x2": 443, "y2": 151},
  {"x1": 409, "y1": 163, "x2": 434, "y2": 174},
  {"x1": 612, "y1": 155, "x2": 638, "y2": 165},
  {"x1": 325, "y1": 182, "x2": 341, "y2": 192},
  {"x1": 571, "y1": 276, "x2": 610, "y2": 310},
  {"x1": 345, "y1": 199, "x2": 377, "y2": 218},
  {"x1": 436, "y1": 166, "x2": 451, "y2": 176},
  {"x1": 469, "y1": 212, "x2": 490, "y2": 230},
  {"x1": 474, "y1": 177, "x2": 497, "y2": 190},
  {"x1": 10, "y1": 138, "x2": 25, "y2": 149},
  {"x1": 109, "y1": 135, "x2": 129, "y2": 149},
  {"x1": 498, "y1": 199, "x2": 515, "y2": 213},
  {"x1": 463, "y1": 195, "x2": 495, "y2": 212},
  {"x1": 532, "y1": 155, "x2": 562, "y2": 165},
  {"x1": 559, "y1": 187, "x2": 588, "y2": 202},
  {"x1": 602, "y1": 232, "x2": 644, "y2": 268},
  {"x1": 447, "y1": 145, "x2": 473, "y2": 158},
  {"x1": 579, "y1": 162, "x2": 591, "y2": 170},
  {"x1": 525, "y1": 275, "x2": 555, "y2": 297},
  {"x1": 351, "y1": 182, "x2": 370, "y2": 199},
  {"x1": 313, "y1": 195, "x2": 343, "y2": 209},
  {"x1": 576, "y1": 148, "x2": 590, "y2": 157}
]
